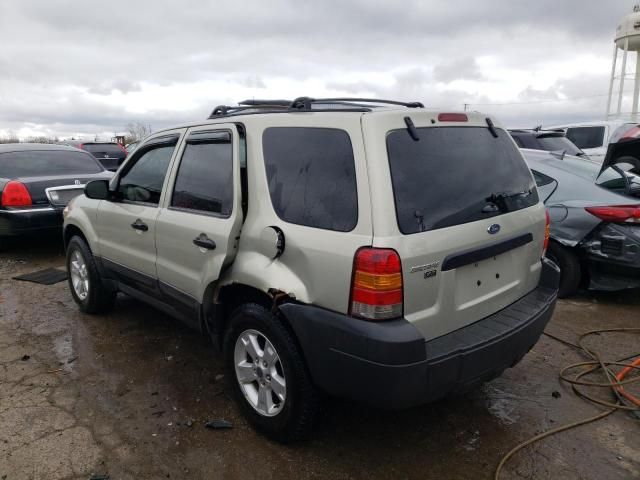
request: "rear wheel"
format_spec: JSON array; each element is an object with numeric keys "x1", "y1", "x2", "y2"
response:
[
  {"x1": 66, "y1": 236, "x2": 116, "y2": 313},
  {"x1": 224, "y1": 303, "x2": 319, "y2": 442},
  {"x1": 546, "y1": 241, "x2": 581, "y2": 298}
]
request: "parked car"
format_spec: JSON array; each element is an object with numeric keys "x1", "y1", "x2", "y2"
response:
[
  {"x1": 61, "y1": 140, "x2": 127, "y2": 171},
  {"x1": 547, "y1": 121, "x2": 640, "y2": 162},
  {"x1": 522, "y1": 148, "x2": 640, "y2": 297},
  {"x1": 0, "y1": 143, "x2": 112, "y2": 247},
  {"x1": 509, "y1": 129, "x2": 586, "y2": 157},
  {"x1": 63, "y1": 97, "x2": 558, "y2": 441}
]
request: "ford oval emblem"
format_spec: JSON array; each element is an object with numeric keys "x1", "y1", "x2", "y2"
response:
[{"x1": 488, "y1": 223, "x2": 501, "y2": 235}]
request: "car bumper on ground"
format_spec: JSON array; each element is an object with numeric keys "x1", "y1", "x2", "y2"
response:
[
  {"x1": 281, "y1": 257, "x2": 560, "y2": 410},
  {"x1": 0, "y1": 206, "x2": 63, "y2": 237}
]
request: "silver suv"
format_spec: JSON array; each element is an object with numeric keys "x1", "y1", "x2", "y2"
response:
[{"x1": 63, "y1": 97, "x2": 559, "y2": 441}]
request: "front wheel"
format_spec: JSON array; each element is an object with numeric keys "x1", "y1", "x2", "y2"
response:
[
  {"x1": 224, "y1": 303, "x2": 319, "y2": 442},
  {"x1": 66, "y1": 236, "x2": 116, "y2": 313}
]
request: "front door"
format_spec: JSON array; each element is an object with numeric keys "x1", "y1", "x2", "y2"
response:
[
  {"x1": 96, "y1": 131, "x2": 183, "y2": 295},
  {"x1": 155, "y1": 125, "x2": 243, "y2": 319}
]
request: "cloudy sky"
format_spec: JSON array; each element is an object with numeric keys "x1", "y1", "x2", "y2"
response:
[{"x1": 0, "y1": 0, "x2": 638, "y2": 140}]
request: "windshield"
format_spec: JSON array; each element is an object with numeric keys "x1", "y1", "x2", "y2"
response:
[
  {"x1": 537, "y1": 135, "x2": 583, "y2": 156},
  {"x1": 0, "y1": 150, "x2": 103, "y2": 177},
  {"x1": 386, "y1": 127, "x2": 538, "y2": 234}
]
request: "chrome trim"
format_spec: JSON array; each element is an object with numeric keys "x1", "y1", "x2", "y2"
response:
[{"x1": 0, "y1": 207, "x2": 56, "y2": 214}]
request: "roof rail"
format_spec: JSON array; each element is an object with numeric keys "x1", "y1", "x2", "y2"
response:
[
  {"x1": 290, "y1": 97, "x2": 425, "y2": 110},
  {"x1": 207, "y1": 97, "x2": 425, "y2": 118}
]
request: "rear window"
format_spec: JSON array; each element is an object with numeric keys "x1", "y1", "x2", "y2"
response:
[
  {"x1": 83, "y1": 143, "x2": 126, "y2": 158},
  {"x1": 565, "y1": 127, "x2": 605, "y2": 149},
  {"x1": 0, "y1": 150, "x2": 103, "y2": 177},
  {"x1": 262, "y1": 127, "x2": 358, "y2": 231},
  {"x1": 387, "y1": 127, "x2": 537, "y2": 234},
  {"x1": 536, "y1": 135, "x2": 582, "y2": 156}
]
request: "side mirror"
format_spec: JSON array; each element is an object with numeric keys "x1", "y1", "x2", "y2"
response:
[{"x1": 84, "y1": 180, "x2": 110, "y2": 200}]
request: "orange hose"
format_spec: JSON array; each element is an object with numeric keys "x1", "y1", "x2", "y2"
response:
[{"x1": 615, "y1": 356, "x2": 640, "y2": 407}]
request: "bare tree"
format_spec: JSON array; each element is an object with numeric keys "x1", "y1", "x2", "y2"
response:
[
  {"x1": 23, "y1": 135, "x2": 59, "y2": 144},
  {"x1": 124, "y1": 122, "x2": 152, "y2": 144},
  {"x1": 0, "y1": 131, "x2": 19, "y2": 144}
]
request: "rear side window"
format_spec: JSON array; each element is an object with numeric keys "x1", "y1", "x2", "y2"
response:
[
  {"x1": 387, "y1": 127, "x2": 537, "y2": 234},
  {"x1": 83, "y1": 143, "x2": 126, "y2": 158},
  {"x1": 171, "y1": 135, "x2": 233, "y2": 216},
  {"x1": 0, "y1": 150, "x2": 103, "y2": 177},
  {"x1": 565, "y1": 127, "x2": 605, "y2": 149},
  {"x1": 262, "y1": 127, "x2": 358, "y2": 231}
]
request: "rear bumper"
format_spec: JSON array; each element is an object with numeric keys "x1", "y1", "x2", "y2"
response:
[
  {"x1": 281, "y1": 257, "x2": 560, "y2": 409},
  {"x1": 0, "y1": 207, "x2": 63, "y2": 237}
]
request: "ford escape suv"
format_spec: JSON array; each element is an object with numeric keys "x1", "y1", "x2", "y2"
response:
[{"x1": 63, "y1": 97, "x2": 559, "y2": 442}]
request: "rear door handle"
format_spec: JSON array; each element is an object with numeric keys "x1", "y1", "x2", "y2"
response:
[
  {"x1": 131, "y1": 219, "x2": 148, "y2": 231},
  {"x1": 193, "y1": 233, "x2": 216, "y2": 250}
]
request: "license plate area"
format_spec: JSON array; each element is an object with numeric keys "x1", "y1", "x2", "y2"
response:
[{"x1": 454, "y1": 253, "x2": 518, "y2": 309}]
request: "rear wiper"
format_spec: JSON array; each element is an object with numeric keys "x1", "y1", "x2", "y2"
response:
[
  {"x1": 485, "y1": 117, "x2": 499, "y2": 138},
  {"x1": 485, "y1": 190, "x2": 532, "y2": 212}
]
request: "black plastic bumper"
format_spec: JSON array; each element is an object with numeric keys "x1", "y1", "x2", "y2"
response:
[
  {"x1": 0, "y1": 207, "x2": 62, "y2": 237},
  {"x1": 281, "y1": 257, "x2": 560, "y2": 409}
]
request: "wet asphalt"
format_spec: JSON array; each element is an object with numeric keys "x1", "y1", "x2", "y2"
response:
[{"x1": 0, "y1": 237, "x2": 638, "y2": 480}]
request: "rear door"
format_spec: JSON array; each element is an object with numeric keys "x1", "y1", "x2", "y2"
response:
[
  {"x1": 154, "y1": 124, "x2": 243, "y2": 319},
  {"x1": 362, "y1": 112, "x2": 545, "y2": 341},
  {"x1": 96, "y1": 131, "x2": 183, "y2": 295}
]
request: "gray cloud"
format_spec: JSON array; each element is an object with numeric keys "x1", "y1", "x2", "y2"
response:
[{"x1": 0, "y1": 0, "x2": 637, "y2": 137}]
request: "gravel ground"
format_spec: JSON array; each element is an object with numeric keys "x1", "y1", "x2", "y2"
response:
[{"x1": 1, "y1": 237, "x2": 638, "y2": 480}]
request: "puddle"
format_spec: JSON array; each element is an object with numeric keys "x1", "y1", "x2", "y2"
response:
[{"x1": 482, "y1": 384, "x2": 520, "y2": 425}]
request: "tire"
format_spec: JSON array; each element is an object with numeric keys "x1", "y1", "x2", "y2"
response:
[
  {"x1": 223, "y1": 303, "x2": 319, "y2": 442},
  {"x1": 66, "y1": 236, "x2": 116, "y2": 313},
  {"x1": 546, "y1": 241, "x2": 581, "y2": 298}
]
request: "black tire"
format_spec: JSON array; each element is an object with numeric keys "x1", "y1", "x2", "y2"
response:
[
  {"x1": 546, "y1": 241, "x2": 581, "y2": 298},
  {"x1": 66, "y1": 236, "x2": 116, "y2": 314},
  {"x1": 223, "y1": 303, "x2": 320, "y2": 442}
]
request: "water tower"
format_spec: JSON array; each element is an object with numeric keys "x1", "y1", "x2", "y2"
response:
[{"x1": 606, "y1": 5, "x2": 640, "y2": 119}]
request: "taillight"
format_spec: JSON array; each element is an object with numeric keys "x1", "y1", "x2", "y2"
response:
[
  {"x1": 350, "y1": 248, "x2": 403, "y2": 321},
  {"x1": 618, "y1": 125, "x2": 640, "y2": 142},
  {"x1": 543, "y1": 209, "x2": 550, "y2": 257},
  {"x1": 77, "y1": 143, "x2": 84, "y2": 150},
  {"x1": 1, "y1": 180, "x2": 32, "y2": 207},
  {"x1": 118, "y1": 143, "x2": 128, "y2": 156},
  {"x1": 437, "y1": 113, "x2": 468, "y2": 122},
  {"x1": 585, "y1": 205, "x2": 640, "y2": 223}
]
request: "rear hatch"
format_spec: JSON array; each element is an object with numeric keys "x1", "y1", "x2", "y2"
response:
[
  {"x1": 362, "y1": 111, "x2": 546, "y2": 341},
  {"x1": 82, "y1": 143, "x2": 126, "y2": 171}
]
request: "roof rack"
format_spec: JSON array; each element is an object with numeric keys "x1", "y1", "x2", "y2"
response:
[{"x1": 207, "y1": 96, "x2": 425, "y2": 118}]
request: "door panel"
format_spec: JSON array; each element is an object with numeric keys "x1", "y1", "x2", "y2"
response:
[
  {"x1": 96, "y1": 131, "x2": 183, "y2": 294},
  {"x1": 155, "y1": 124, "x2": 243, "y2": 305}
]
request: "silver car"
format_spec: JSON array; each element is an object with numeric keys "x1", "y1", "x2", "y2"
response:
[{"x1": 523, "y1": 148, "x2": 640, "y2": 297}]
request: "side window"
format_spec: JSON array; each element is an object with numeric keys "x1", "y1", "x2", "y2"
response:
[
  {"x1": 262, "y1": 127, "x2": 358, "y2": 232},
  {"x1": 512, "y1": 135, "x2": 525, "y2": 148},
  {"x1": 565, "y1": 127, "x2": 605, "y2": 149},
  {"x1": 531, "y1": 170, "x2": 555, "y2": 187},
  {"x1": 118, "y1": 143, "x2": 176, "y2": 205},
  {"x1": 171, "y1": 131, "x2": 233, "y2": 216}
]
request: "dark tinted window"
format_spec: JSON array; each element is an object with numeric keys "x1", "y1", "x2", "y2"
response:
[
  {"x1": 387, "y1": 127, "x2": 538, "y2": 234},
  {"x1": 171, "y1": 138, "x2": 233, "y2": 216},
  {"x1": 0, "y1": 150, "x2": 103, "y2": 177},
  {"x1": 536, "y1": 135, "x2": 582, "y2": 155},
  {"x1": 83, "y1": 143, "x2": 126, "y2": 158},
  {"x1": 262, "y1": 127, "x2": 357, "y2": 231},
  {"x1": 118, "y1": 145, "x2": 175, "y2": 205},
  {"x1": 511, "y1": 135, "x2": 525, "y2": 148},
  {"x1": 531, "y1": 170, "x2": 555, "y2": 187},
  {"x1": 565, "y1": 126, "x2": 605, "y2": 149}
]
